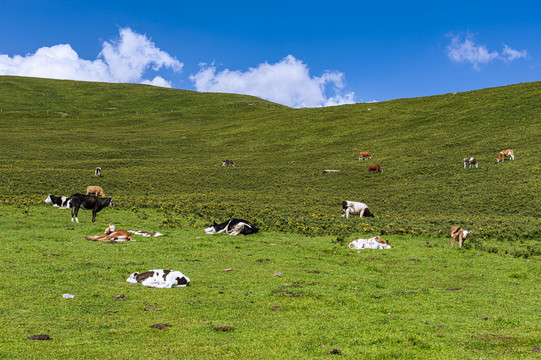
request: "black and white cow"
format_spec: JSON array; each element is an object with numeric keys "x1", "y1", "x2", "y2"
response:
[
  {"x1": 95, "y1": 167, "x2": 102, "y2": 177},
  {"x1": 463, "y1": 157, "x2": 478, "y2": 168},
  {"x1": 342, "y1": 201, "x2": 374, "y2": 218},
  {"x1": 44, "y1": 194, "x2": 70, "y2": 209},
  {"x1": 127, "y1": 269, "x2": 190, "y2": 288},
  {"x1": 222, "y1": 159, "x2": 235, "y2": 166},
  {"x1": 204, "y1": 218, "x2": 259, "y2": 235},
  {"x1": 66, "y1": 193, "x2": 114, "y2": 223}
]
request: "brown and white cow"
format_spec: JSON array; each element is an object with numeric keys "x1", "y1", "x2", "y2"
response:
[
  {"x1": 367, "y1": 164, "x2": 383, "y2": 173},
  {"x1": 358, "y1": 151, "x2": 372, "y2": 160},
  {"x1": 85, "y1": 222, "x2": 132, "y2": 242},
  {"x1": 450, "y1": 226, "x2": 471, "y2": 248},
  {"x1": 464, "y1": 157, "x2": 478, "y2": 168},
  {"x1": 497, "y1": 149, "x2": 514, "y2": 162}
]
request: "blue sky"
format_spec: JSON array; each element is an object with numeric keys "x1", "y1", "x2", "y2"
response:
[{"x1": 1, "y1": 0, "x2": 539, "y2": 107}]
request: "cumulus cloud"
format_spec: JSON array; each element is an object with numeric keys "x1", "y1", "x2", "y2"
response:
[
  {"x1": 447, "y1": 33, "x2": 528, "y2": 70},
  {"x1": 0, "y1": 28, "x2": 182, "y2": 87},
  {"x1": 190, "y1": 55, "x2": 355, "y2": 108}
]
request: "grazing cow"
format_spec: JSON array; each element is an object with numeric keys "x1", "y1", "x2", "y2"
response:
[
  {"x1": 342, "y1": 201, "x2": 374, "y2": 218},
  {"x1": 463, "y1": 157, "x2": 478, "y2": 168},
  {"x1": 86, "y1": 186, "x2": 106, "y2": 197},
  {"x1": 358, "y1": 151, "x2": 373, "y2": 160},
  {"x1": 450, "y1": 226, "x2": 471, "y2": 248},
  {"x1": 85, "y1": 223, "x2": 132, "y2": 242},
  {"x1": 222, "y1": 159, "x2": 235, "y2": 166},
  {"x1": 349, "y1": 236, "x2": 391, "y2": 250},
  {"x1": 497, "y1": 149, "x2": 515, "y2": 162},
  {"x1": 367, "y1": 164, "x2": 383, "y2": 173},
  {"x1": 127, "y1": 269, "x2": 190, "y2": 288},
  {"x1": 323, "y1": 169, "x2": 340, "y2": 174},
  {"x1": 204, "y1": 218, "x2": 259, "y2": 235},
  {"x1": 94, "y1": 167, "x2": 102, "y2": 178},
  {"x1": 44, "y1": 194, "x2": 70, "y2": 209},
  {"x1": 66, "y1": 193, "x2": 114, "y2": 223}
]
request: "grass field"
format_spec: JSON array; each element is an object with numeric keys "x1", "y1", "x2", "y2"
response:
[{"x1": 0, "y1": 76, "x2": 540, "y2": 358}]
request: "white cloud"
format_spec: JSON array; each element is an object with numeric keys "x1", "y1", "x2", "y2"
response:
[
  {"x1": 190, "y1": 55, "x2": 355, "y2": 108},
  {"x1": 447, "y1": 33, "x2": 528, "y2": 70},
  {"x1": 0, "y1": 28, "x2": 182, "y2": 87}
]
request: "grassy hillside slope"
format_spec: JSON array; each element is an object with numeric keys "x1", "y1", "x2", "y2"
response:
[{"x1": 0, "y1": 76, "x2": 540, "y2": 244}]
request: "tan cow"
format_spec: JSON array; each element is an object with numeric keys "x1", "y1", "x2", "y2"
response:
[
  {"x1": 86, "y1": 185, "x2": 106, "y2": 197},
  {"x1": 85, "y1": 223, "x2": 132, "y2": 242},
  {"x1": 358, "y1": 151, "x2": 372, "y2": 160},
  {"x1": 497, "y1": 149, "x2": 514, "y2": 162},
  {"x1": 450, "y1": 226, "x2": 471, "y2": 248}
]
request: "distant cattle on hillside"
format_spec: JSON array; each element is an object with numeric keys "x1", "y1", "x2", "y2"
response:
[
  {"x1": 496, "y1": 149, "x2": 514, "y2": 162},
  {"x1": 367, "y1": 164, "x2": 382, "y2": 173}
]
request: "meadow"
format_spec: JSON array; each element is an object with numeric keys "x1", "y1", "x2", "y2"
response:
[{"x1": 0, "y1": 76, "x2": 540, "y2": 358}]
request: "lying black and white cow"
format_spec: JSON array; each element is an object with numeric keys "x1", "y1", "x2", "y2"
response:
[
  {"x1": 463, "y1": 157, "x2": 478, "y2": 168},
  {"x1": 342, "y1": 201, "x2": 374, "y2": 218},
  {"x1": 66, "y1": 193, "x2": 114, "y2": 223},
  {"x1": 205, "y1": 218, "x2": 259, "y2": 235},
  {"x1": 44, "y1": 194, "x2": 70, "y2": 209},
  {"x1": 127, "y1": 269, "x2": 190, "y2": 288}
]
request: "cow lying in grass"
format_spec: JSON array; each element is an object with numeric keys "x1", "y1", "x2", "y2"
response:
[
  {"x1": 67, "y1": 194, "x2": 114, "y2": 223},
  {"x1": 86, "y1": 185, "x2": 106, "y2": 197},
  {"x1": 44, "y1": 194, "x2": 70, "y2": 209},
  {"x1": 342, "y1": 201, "x2": 374, "y2": 218},
  {"x1": 204, "y1": 219, "x2": 259, "y2": 235},
  {"x1": 349, "y1": 236, "x2": 391, "y2": 249},
  {"x1": 85, "y1": 223, "x2": 132, "y2": 242},
  {"x1": 127, "y1": 269, "x2": 190, "y2": 288},
  {"x1": 450, "y1": 226, "x2": 471, "y2": 247}
]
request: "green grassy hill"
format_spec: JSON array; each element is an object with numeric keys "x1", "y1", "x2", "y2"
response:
[{"x1": 0, "y1": 76, "x2": 540, "y2": 244}]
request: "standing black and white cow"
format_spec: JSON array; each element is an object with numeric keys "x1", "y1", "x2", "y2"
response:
[
  {"x1": 44, "y1": 194, "x2": 70, "y2": 209},
  {"x1": 205, "y1": 219, "x2": 258, "y2": 235},
  {"x1": 94, "y1": 167, "x2": 102, "y2": 177},
  {"x1": 66, "y1": 193, "x2": 114, "y2": 223},
  {"x1": 463, "y1": 157, "x2": 478, "y2": 168}
]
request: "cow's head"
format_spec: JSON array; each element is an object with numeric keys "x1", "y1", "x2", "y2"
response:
[
  {"x1": 463, "y1": 230, "x2": 471, "y2": 239},
  {"x1": 44, "y1": 194, "x2": 52, "y2": 203},
  {"x1": 126, "y1": 272, "x2": 139, "y2": 283},
  {"x1": 204, "y1": 221, "x2": 218, "y2": 234},
  {"x1": 108, "y1": 198, "x2": 115, "y2": 207}
]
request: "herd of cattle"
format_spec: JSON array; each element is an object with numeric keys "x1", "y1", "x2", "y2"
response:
[{"x1": 45, "y1": 148, "x2": 515, "y2": 249}]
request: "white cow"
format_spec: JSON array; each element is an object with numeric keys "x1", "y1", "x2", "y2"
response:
[
  {"x1": 349, "y1": 236, "x2": 391, "y2": 249},
  {"x1": 127, "y1": 269, "x2": 190, "y2": 288},
  {"x1": 341, "y1": 201, "x2": 374, "y2": 218}
]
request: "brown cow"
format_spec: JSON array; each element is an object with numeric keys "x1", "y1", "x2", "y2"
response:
[
  {"x1": 450, "y1": 226, "x2": 471, "y2": 248},
  {"x1": 358, "y1": 151, "x2": 372, "y2": 160},
  {"x1": 496, "y1": 149, "x2": 514, "y2": 162},
  {"x1": 367, "y1": 164, "x2": 383, "y2": 173},
  {"x1": 86, "y1": 185, "x2": 106, "y2": 197}
]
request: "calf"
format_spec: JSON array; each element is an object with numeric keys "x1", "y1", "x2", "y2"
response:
[
  {"x1": 342, "y1": 201, "x2": 374, "y2": 218},
  {"x1": 367, "y1": 164, "x2": 383, "y2": 173},
  {"x1": 358, "y1": 151, "x2": 372, "y2": 160},
  {"x1": 205, "y1": 218, "x2": 258, "y2": 235},
  {"x1": 127, "y1": 269, "x2": 190, "y2": 288},
  {"x1": 463, "y1": 157, "x2": 478, "y2": 168},
  {"x1": 85, "y1": 223, "x2": 132, "y2": 242},
  {"x1": 67, "y1": 193, "x2": 114, "y2": 223},
  {"x1": 94, "y1": 167, "x2": 102, "y2": 178},
  {"x1": 86, "y1": 185, "x2": 106, "y2": 197},
  {"x1": 44, "y1": 194, "x2": 70, "y2": 209},
  {"x1": 222, "y1": 159, "x2": 235, "y2": 166},
  {"x1": 450, "y1": 226, "x2": 471, "y2": 247},
  {"x1": 349, "y1": 236, "x2": 391, "y2": 249},
  {"x1": 496, "y1": 149, "x2": 514, "y2": 162}
]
